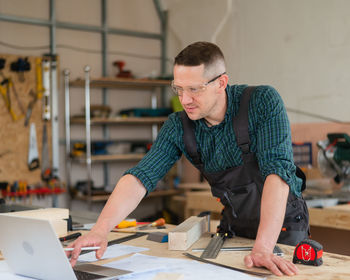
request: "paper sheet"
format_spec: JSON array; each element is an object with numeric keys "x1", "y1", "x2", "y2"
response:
[
  {"x1": 104, "y1": 253, "x2": 265, "y2": 280},
  {"x1": 77, "y1": 244, "x2": 149, "y2": 262}
]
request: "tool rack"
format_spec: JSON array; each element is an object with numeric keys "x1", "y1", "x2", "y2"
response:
[{"x1": 0, "y1": 0, "x2": 168, "y2": 189}]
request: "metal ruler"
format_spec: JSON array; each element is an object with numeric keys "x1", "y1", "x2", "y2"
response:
[
  {"x1": 200, "y1": 233, "x2": 226, "y2": 259},
  {"x1": 194, "y1": 245, "x2": 284, "y2": 256},
  {"x1": 107, "y1": 232, "x2": 148, "y2": 246},
  {"x1": 184, "y1": 253, "x2": 271, "y2": 277},
  {"x1": 80, "y1": 232, "x2": 148, "y2": 255}
]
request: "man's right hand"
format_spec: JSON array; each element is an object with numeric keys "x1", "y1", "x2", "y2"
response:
[{"x1": 65, "y1": 230, "x2": 108, "y2": 267}]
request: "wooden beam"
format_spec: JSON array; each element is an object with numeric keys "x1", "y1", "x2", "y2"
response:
[{"x1": 168, "y1": 216, "x2": 206, "y2": 250}]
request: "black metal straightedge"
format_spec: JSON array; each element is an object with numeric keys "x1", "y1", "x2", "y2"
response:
[
  {"x1": 107, "y1": 232, "x2": 148, "y2": 246},
  {"x1": 183, "y1": 253, "x2": 271, "y2": 277},
  {"x1": 80, "y1": 232, "x2": 148, "y2": 255}
]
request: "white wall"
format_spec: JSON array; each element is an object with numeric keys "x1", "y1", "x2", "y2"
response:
[{"x1": 165, "y1": 0, "x2": 350, "y2": 123}]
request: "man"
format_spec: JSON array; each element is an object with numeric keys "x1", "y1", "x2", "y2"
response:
[{"x1": 67, "y1": 42, "x2": 309, "y2": 276}]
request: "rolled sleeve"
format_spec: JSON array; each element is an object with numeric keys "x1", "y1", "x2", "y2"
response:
[
  {"x1": 254, "y1": 86, "x2": 302, "y2": 196},
  {"x1": 124, "y1": 114, "x2": 182, "y2": 194}
]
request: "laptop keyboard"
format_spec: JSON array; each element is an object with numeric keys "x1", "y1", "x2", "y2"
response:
[{"x1": 74, "y1": 269, "x2": 106, "y2": 280}]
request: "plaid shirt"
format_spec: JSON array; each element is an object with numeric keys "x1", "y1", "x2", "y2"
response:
[{"x1": 125, "y1": 84, "x2": 302, "y2": 197}]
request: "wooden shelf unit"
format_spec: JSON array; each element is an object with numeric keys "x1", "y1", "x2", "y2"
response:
[{"x1": 64, "y1": 70, "x2": 173, "y2": 207}]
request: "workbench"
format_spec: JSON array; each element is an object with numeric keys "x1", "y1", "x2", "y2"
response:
[
  {"x1": 308, "y1": 203, "x2": 350, "y2": 256},
  {"x1": 82, "y1": 229, "x2": 350, "y2": 279},
  {"x1": 1, "y1": 225, "x2": 350, "y2": 279},
  {"x1": 183, "y1": 190, "x2": 350, "y2": 256}
]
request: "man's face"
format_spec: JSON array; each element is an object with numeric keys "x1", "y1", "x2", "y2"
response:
[{"x1": 173, "y1": 64, "x2": 223, "y2": 121}]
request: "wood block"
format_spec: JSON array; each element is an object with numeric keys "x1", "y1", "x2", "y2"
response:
[
  {"x1": 3, "y1": 208, "x2": 69, "y2": 237},
  {"x1": 168, "y1": 216, "x2": 206, "y2": 251}
]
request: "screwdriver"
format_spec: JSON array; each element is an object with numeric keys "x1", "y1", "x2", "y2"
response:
[
  {"x1": 138, "y1": 218, "x2": 165, "y2": 230},
  {"x1": 116, "y1": 219, "x2": 137, "y2": 229}
]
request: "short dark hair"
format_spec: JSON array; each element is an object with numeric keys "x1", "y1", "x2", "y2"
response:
[{"x1": 174, "y1": 41, "x2": 225, "y2": 67}]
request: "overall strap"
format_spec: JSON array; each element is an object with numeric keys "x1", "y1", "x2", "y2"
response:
[
  {"x1": 233, "y1": 86, "x2": 256, "y2": 161},
  {"x1": 180, "y1": 111, "x2": 204, "y2": 170}
]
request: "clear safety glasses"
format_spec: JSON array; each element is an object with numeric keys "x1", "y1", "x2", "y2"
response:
[{"x1": 171, "y1": 72, "x2": 226, "y2": 97}]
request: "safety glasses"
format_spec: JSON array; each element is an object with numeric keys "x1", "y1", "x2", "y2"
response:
[{"x1": 171, "y1": 72, "x2": 226, "y2": 97}]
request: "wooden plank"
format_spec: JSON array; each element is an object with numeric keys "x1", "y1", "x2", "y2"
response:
[
  {"x1": 3, "y1": 208, "x2": 69, "y2": 220},
  {"x1": 92, "y1": 154, "x2": 145, "y2": 162},
  {"x1": 168, "y1": 216, "x2": 206, "y2": 251},
  {"x1": 75, "y1": 189, "x2": 182, "y2": 203},
  {"x1": 72, "y1": 153, "x2": 145, "y2": 163},
  {"x1": 309, "y1": 204, "x2": 350, "y2": 231},
  {"x1": 70, "y1": 77, "x2": 170, "y2": 89},
  {"x1": 70, "y1": 116, "x2": 167, "y2": 125},
  {"x1": 177, "y1": 182, "x2": 210, "y2": 190},
  {"x1": 1, "y1": 208, "x2": 69, "y2": 237}
]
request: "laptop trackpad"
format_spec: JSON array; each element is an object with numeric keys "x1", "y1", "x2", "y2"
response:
[{"x1": 74, "y1": 263, "x2": 132, "y2": 277}]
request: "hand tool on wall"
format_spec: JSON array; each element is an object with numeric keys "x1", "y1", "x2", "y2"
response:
[
  {"x1": 28, "y1": 123, "x2": 40, "y2": 171},
  {"x1": 138, "y1": 218, "x2": 165, "y2": 230},
  {"x1": 41, "y1": 122, "x2": 50, "y2": 180},
  {"x1": 0, "y1": 78, "x2": 24, "y2": 121},
  {"x1": 24, "y1": 89, "x2": 37, "y2": 126},
  {"x1": 10, "y1": 57, "x2": 31, "y2": 82},
  {"x1": 293, "y1": 239, "x2": 323, "y2": 266},
  {"x1": 0, "y1": 58, "x2": 6, "y2": 78},
  {"x1": 42, "y1": 59, "x2": 50, "y2": 121},
  {"x1": 25, "y1": 58, "x2": 44, "y2": 126},
  {"x1": 41, "y1": 58, "x2": 51, "y2": 181},
  {"x1": 0, "y1": 80, "x2": 17, "y2": 120},
  {"x1": 10, "y1": 80, "x2": 25, "y2": 115}
]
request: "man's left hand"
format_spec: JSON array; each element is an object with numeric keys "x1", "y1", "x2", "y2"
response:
[{"x1": 244, "y1": 249, "x2": 299, "y2": 276}]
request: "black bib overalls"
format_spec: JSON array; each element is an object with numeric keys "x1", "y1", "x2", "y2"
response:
[{"x1": 180, "y1": 86, "x2": 310, "y2": 246}]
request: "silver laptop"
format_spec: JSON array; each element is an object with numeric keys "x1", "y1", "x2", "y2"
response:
[{"x1": 0, "y1": 215, "x2": 131, "y2": 280}]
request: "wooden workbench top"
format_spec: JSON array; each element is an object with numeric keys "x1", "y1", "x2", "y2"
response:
[
  {"x1": 90, "y1": 230, "x2": 350, "y2": 279},
  {"x1": 308, "y1": 203, "x2": 350, "y2": 231},
  {"x1": 1, "y1": 228, "x2": 349, "y2": 279}
]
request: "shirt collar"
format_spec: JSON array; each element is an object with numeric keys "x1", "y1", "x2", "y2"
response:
[{"x1": 198, "y1": 85, "x2": 234, "y2": 130}]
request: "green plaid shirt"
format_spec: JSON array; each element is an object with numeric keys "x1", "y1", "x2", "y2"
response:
[{"x1": 125, "y1": 84, "x2": 302, "y2": 197}]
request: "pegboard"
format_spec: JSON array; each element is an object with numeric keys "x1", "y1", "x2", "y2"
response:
[{"x1": 0, "y1": 53, "x2": 52, "y2": 184}]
